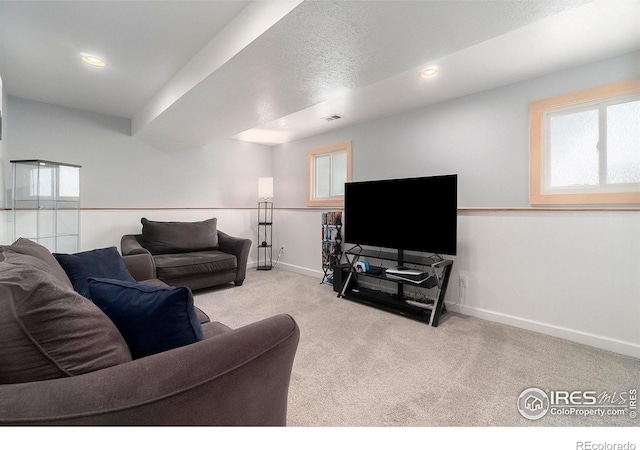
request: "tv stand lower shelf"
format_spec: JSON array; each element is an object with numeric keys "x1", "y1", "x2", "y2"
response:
[
  {"x1": 341, "y1": 287, "x2": 447, "y2": 324},
  {"x1": 338, "y1": 248, "x2": 453, "y2": 327}
]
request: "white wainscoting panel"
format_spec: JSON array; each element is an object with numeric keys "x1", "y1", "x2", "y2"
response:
[{"x1": 2, "y1": 206, "x2": 638, "y2": 358}]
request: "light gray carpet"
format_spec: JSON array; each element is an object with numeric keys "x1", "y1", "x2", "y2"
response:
[{"x1": 194, "y1": 268, "x2": 639, "y2": 427}]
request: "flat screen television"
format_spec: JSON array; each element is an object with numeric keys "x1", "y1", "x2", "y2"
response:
[{"x1": 344, "y1": 174, "x2": 457, "y2": 256}]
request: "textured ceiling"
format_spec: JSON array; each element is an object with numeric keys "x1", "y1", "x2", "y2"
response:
[
  {"x1": 135, "y1": 0, "x2": 599, "y2": 146},
  {"x1": 1, "y1": 0, "x2": 639, "y2": 147}
]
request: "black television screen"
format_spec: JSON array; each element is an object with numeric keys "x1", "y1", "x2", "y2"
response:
[{"x1": 344, "y1": 174, "x2": 457, "y2": 256}]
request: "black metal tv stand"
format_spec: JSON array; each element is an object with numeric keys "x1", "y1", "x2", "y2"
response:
[{"x1": 338, "y1": 247, "x2": 453, "y2": 326}]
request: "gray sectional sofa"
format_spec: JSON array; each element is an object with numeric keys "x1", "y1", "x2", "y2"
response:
[
  {"x1": 0, "y1": 238, "x2": 299, "y2": 425},
  {"x1": 121, "y1": 217, "x2": 252, "y2": 291}
]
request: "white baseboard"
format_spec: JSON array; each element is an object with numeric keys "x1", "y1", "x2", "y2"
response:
[
  {"x1": 450, "y1": 304, "x2": 640, "y2": 359},
  {"x1": 248, "y1": 260, "x2": 322, "y2": 278},
  {"x1": 273, "y1": 261, "x2": 322, "y2": 279},
  {"x1": 359, "y1": 279, "x2": 640, "y2": 359},
  {"x1": 247, "y1": 261, "x2": 324, "y2": 283},
  {"x1": 273, "y1": 264, "x2": 639, "y2": 359}
]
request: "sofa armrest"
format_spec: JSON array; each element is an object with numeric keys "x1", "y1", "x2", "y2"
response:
[
  {"x1": 121, "y1": 234, "x2": 148, "y2": 256},
  {"x1": 122, "y1": 253, "x2": 156, "y2": 282},
  {"x1": 217, "y1": 230, "x2": 252, "y2": 283},
  {"x1": 0, "y1": 314, "x2": 300, "y2": 426},
  {"x1": 121, "y1": 234, "x2": 156, "y2": 281}
]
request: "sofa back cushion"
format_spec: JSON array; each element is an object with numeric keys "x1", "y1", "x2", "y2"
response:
[
  {"x1": 0, "y1": 249, "x2": 132, "y2": 384},
  {"x1": 141, "y1": 217, "x2": 218, "y2": 255},
  {"x1": 88, "y1": 278, "x2": 204, "y2": 359},
  {"x1": 53, "y1": 247, "x2": 135, "y2": 298},
  {"x1": 5, "y1": 238, "x2": 73, "y2": 288}
]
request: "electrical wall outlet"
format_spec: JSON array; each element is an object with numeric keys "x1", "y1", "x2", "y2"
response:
[
  {"x1": 280, "y1": 245, "x2": 285, "y2": 254},
  {"x1": 459, "y1": 274, "x2": 468, "y2": 288}
]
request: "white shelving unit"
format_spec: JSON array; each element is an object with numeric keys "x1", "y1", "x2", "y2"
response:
[{"x1": 11, "y1": 160, "x2": 81, "y2": 253}]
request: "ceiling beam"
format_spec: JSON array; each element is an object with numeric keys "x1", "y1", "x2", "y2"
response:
[{"x1": 131, "y1": 0, "x2": 303, "y2": 136}]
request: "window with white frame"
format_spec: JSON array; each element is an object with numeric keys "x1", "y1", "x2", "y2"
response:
[
  {"x1": 530, "y1": 79, "x2": 640, "y2": 205},
  {"x1": 308, "y1": 141, "x2": 352, "y2": 207}
]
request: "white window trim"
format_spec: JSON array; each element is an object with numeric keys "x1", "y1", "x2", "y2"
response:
[
  {"x1": 530, "y1": 79, "x2": 640, "y2": 205},
  {"x1": 307, "y1": 140, "x2": 352, "y2": 207}
]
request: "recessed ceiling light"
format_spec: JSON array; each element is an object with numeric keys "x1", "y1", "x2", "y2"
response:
[
  {"x1": 420, "y1": 66, "x2": 439, "y2": 78},
  {"x1": 277, "y1": 120, "x2": 288, "y2": 127},
  {"x1": 81, "y1": 55, "x2": 106, "y2": 67}
]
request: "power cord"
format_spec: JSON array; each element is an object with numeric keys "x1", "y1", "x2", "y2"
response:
[{"x1": 273, "y1": 246, "x2": 284, "y2": 268}]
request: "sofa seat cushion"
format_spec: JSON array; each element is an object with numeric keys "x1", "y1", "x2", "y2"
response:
[
  {"x1": 0, "y1": 249, "x2": 132, "y2": 384},
  {"x1": 153, "y1": 250, "x2": 237, "y2": 280}
]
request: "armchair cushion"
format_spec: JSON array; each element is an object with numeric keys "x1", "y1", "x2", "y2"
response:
[
  {"x1": 153, "y1": 250, "x2": 236, "y2": 280},
  {"x1": 0, "y1": 250, "x2": 132, "y2": 384},
  {"x1": 53, "y1": 247, "x2": 135, "y2": 299},
  {"x1": 141, "y1": 217, "x2": 218, "y2": 255},
  {"x1": 87, "y1": 278, "x2": 204, "y2": 359}
]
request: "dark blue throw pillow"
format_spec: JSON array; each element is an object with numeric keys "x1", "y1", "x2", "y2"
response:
[
  {"x1": 53, "y1": 247, "x2": 135, "y2": 298},
  {"x1": 87, "y1": 278, "x2": 204, "y2": 359}
]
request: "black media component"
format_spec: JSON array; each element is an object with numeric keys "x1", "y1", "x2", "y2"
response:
[
  {"x1": 332, "y1": 263, "x2": 351, "y2": 293},
  {"x1": 344, "y1": 174, "x2": 457, "y2": 256}
]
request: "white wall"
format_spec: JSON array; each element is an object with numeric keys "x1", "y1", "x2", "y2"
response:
[
  {"x1": 3, "y1": 97, "x2": 273, "y2": 209},
  {"x1": 2, "y1": 52, "x2": 639, "y2": 358},
  {"x1": 0, "y1": 74, "x2": 6, "y2": 206},
  {"x1": 0, "y1": 75, "x2": 10, "y2": 244},
  {"x1": 271, "y1": 52, "x2": 640, "y2": 358},
  {"x1": 79, "y1": 208, "x2": 256, "y2": 256},
  {"x1": 453, "y1": 210, "x2": 640, "y2": 358},
  {"x1": 272, "y1": 208, "x2": 640, "y2": 357},
  {"x1": 1, "y1": 96, "x2": 273, "y2": 252},
  {"x1": 272, "y1": 51, "x2": 640, "y2": 208}
]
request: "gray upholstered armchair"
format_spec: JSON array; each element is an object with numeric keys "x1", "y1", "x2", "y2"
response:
[{"x1": 121, "y1": 218, "x2": 252, "y2": 291}]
